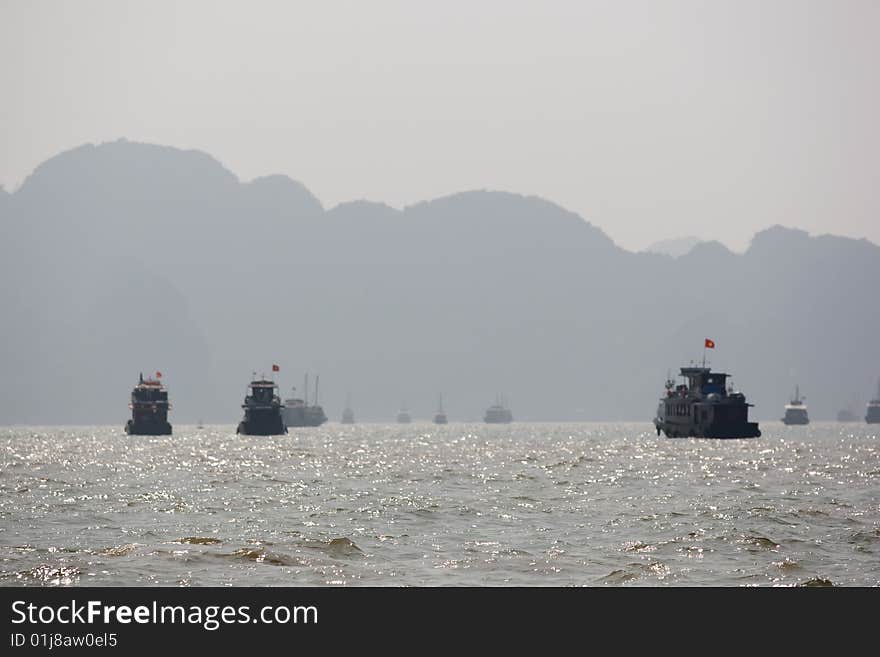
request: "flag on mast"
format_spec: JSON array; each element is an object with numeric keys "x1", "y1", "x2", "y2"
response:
[
  {"x1": 702, "y1": 338, "x2": 715, "y2": 368},
  {"x1": 155, "y1": 371, "x2": 162, "y2": 378},
  {"x1": 272, "y1": 364, "x2": 280, "y2": 372}
]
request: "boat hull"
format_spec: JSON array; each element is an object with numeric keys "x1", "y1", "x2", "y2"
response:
[
  {"x1": 237, "y1": 410, "x2": 287, "y2": 436},
  {"x1": 655, "y1": 420, "x2": 761, "y2": 439},
  {"x1": 125, "y1": 419, "x2": 172, "y2": 436}
]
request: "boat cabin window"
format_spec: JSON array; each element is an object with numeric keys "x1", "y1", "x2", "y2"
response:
[{"x1": 701, "y1": 374, "x2": 726, "y2": 396}]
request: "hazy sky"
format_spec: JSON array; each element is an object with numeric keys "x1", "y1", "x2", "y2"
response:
[{"x1": 1, "y1": 0, "x2": 877, "y2": 251}]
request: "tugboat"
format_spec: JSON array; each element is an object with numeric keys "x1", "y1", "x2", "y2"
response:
[
  {"x1": 781, "y1": 385, "x2": 809, "y2": 425},
  {"x1": 125, "y1": 372, "x2": 172, "y2": 435},
  {"x1": 433, "y1": 394, "x2": 448, "y2": 424},
  {"x1": 396, "y1": 403, "x2": 412, "y2": 424},
  {"x1": 654, "y1": 366, "x2": 760, "y2": 438},
  {"x1": 341, "y1": 394, "x2": 355, "y2": 425},
  {"x1": 237, "y1": 375, "x2": 287, "y2": 435},
  {"x1": 867, "y1": 378, "x2": 880, "y2": 424},
  {"x1": 282, "y1": 374, "x2": 328, "y2": 427},
  {"x1": 484, "y1": 395, "x2": 513, "y2": 424}
]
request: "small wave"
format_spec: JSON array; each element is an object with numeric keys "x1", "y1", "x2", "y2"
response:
[
  {"x1": 850, "y1": 529, "x2": 880, "y2": 544},
  {"x1": 173, "y1": 537, "x2": 222, "y2": 545},
  {"x1": 622, "y1": 541, "x2": 656, "y2": 553},
  {"x1": 598, "y1": 561, "x2": 669, "y2": 584},
  {"x1": 229, "y1": 547, "x2": 303, "y2": 567},
  {"x1": 741, "y1": 535, "x2": 780, "y2": 550},
  {"x1": 96, "y1": 543, "x2": 138, "y2": 557},
  {"x1": 301, "y1": 537, "x2": 364, "y2": 558},
  {"x1": 799, "y1": 577, "x2": 834, "y2": 587},
  {"x1": 496, "y1": 548, "x2": 531, "y2": 557},
  {"x1": 848, "y1": 530, "x2": 879, "y2": 552},
  {"x1": 21, "y1": 565, "x2": 80, "y2": 584},
  {"x1": 599, "y1": 568, "x2": 639, "y2": 584},
  {"x1": 772, "y1": 559, "x2": 802, "y2": 571}
]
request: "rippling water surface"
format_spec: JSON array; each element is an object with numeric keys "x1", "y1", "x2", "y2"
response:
[{"x1": 1, "y1": 423, "x2": 877, "y2": 586}]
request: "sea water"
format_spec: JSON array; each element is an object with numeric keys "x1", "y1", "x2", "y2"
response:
[{"x1": 1, "y1": 423, "x2": 877, "y2": 586}]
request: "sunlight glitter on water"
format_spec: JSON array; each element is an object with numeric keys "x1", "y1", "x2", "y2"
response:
[{"x1": 0, "y1": 422, "x2": 877, "y2": 586}]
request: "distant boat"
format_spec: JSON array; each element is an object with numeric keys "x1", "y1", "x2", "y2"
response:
[
  {"x1": 484, "y1": 394, "x2": 513, "y2": 424},
  {"x1": 397, "y1": 403, "x2": 412, "y2": 424},
  {"x1": 341, "y1": 394, "x2": 355, "y2": 424},
  {"x1": 867, "y1": 378, "x2": 880, "y2": 424},
  {"x1": 237, "y1": 376, "x2": 287, "y2": 436},
  {"x1": 433, "y1": 394, "x2": 448, "y2": 424},
  {"x1": 653, "y1": 362, "x2": 760, "y2": 439},
  {"x1": 125, "y1": 372, "x2": 172, "y2": 436},
  {"x1": 782, "y1": 385, "x2": 809, "y2": 425},
  {"x1": 282, "y1": 373, "x2": 328, "y2": 427},
  {"x1": 196, "y1": 419, "x2": 204, "y2": 429},
  {"x1": 836, "y1": 408, "x2": 858, "y2": 423}
]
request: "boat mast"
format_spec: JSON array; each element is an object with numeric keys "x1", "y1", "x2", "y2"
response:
[
  {"x1": 304, "y1": 373, "x2": 308, "y2": 406},
  {"x1": 314, "y1": 375, "x2": 319, "y2": 406}
]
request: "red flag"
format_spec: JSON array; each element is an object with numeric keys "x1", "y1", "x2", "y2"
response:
[
  {"x1": 155, "y1": 371, "x2": 162, "y2": 378},
  {"x1": 272, "y1": 364, "x2": 280, "y2": 372},
  {"x1": 704, "y1": 339, "x2": 715, "y2": 349}
]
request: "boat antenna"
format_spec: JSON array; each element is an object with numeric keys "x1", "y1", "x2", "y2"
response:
[{"x1": 314, "y1": 375, "x2": 319, "y2": 405}]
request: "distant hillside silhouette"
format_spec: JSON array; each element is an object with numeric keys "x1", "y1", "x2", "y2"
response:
[{"x1": 1, "y1": 140, "x2": 878, "y2": 424}]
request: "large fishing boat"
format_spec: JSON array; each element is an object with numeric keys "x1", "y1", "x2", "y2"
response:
[
  {"x1": 867, "y1": 378, "x2": 880, "y2": 424},
  {"x1": 237, "y1": 376, "x2": 287, "y2": 435},
  {"x1": 282, "y1": 373, "x2": 327, "y2": 427},
  {"x1": 781, "y1": 385, "x2": 809, "y2": 425},
  {"x1": 125, "y1": 372, "x2": 172, "y2": 435},
  {"x1": 484, "y1": 395, "x2": 513, "y2": 424},
  {"x1": 654, "y1": 366, "x2": 760, "y2": 438}
]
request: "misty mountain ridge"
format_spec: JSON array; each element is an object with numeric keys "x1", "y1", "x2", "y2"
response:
[{"x1": 1, "y1": 139, "x2": 878, "y2": 425}]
